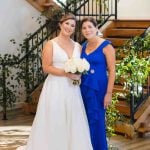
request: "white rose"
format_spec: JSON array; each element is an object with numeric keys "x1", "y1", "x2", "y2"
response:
[
  {"x1": 77, "y1": 65, "x2": 85, "y2": 73},
  {"x1": 70, "y1": 64, "x2": 77, "y2": 73},
  {"x1": 82, "y1": 58, "x2": 90, "y2": 71}
]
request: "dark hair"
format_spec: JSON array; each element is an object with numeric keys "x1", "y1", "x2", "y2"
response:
[
  {"x1": 81, "y1": 17, "x2": 97, "y2": 27},
  {"x1": 59, "y1": 13, "x2": 76, "y2": 24}
]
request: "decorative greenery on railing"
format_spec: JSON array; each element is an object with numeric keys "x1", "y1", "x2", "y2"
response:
[
  {"x1": 0, "y1": 19, "x2": 60, "y2": 119},
  {"x1": 116, "y1": 55, "x2": 150, "y2": 89},
  {"x1": 116, "y1": 33, "x2": 150, "y2": 123},
  {"x1": 106, "y1": 93, "x2": 120, "y2": 149},
  {"x1": 116, "y1": 34, "x2": 150, "y2": 88},
  {"x1": 106, "y1": 93, "x2": 119, "y2": 139},
  {"x1": 0, "y1": 53, "x2": 19, "y2": 119},
  {"x1": 116, "y1": 33, "x2": 150, "y2": 59}
]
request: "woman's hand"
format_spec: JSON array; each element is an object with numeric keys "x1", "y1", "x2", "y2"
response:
[
  {"x1": 66, "y1": 73, "x2": 81, "y2": 80},
  {"x1": 104, "y1": 92, "x2": 112, "y2": 109}
]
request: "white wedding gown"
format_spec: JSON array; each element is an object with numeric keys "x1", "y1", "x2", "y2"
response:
[{"x1": 17, "y1": 40, "x2": 93, "y2": 150}]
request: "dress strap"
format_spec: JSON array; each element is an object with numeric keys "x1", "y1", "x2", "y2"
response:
[
  {"x1": 81, "y1": 41, "x2": 88, "y2": 52},
  {"x1": 98, "y1": 40, "x2": 112, "y2": 50}
]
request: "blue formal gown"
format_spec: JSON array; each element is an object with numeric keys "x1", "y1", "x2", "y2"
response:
[{"x1": 80, "y1": 40, "x2": 112, "y2": 150}]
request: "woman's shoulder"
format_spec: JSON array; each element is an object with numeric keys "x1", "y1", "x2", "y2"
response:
[
  {"x1": 44, "y1": 37, "x2": 59, "y2": 48},
  {"x1": 43, "y1": 39, "x2": 55, "y2": 52},
  {"x1": 45, "y1": 39, "x2": 54, "y2": 45},
  {"x1": 44, "y1": 40, "x2": 52, "y2": 47},
  {"x1": 98, "y1": 38, "x2": 112, "y2": 48},
  {"x1": 73, "y1": 41, "x2": 81, "y2": 49},
  {"x1": 101, "y1": 38, "x2": 115, "y2": 53},
  {"x1": 99, "y1": 38, "x2": 111, "y2": 44},
  {"x1": 50, "y1": 37, "x2": 58, "y2": 44},
  {"x1": 104, "y1": 39, "x2": 112, "y2": 44}
]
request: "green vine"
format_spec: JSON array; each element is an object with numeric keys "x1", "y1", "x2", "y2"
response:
[
  {"x1": 0, "y1": 53, "x2": 19, "y2": 109},
  {"x1": 0, "y1": 32, "x2": 43, "y2": 110},
  {"x1": 116, "y1": 33, "x2": 150, "y2": 59},
  {"x1": 116, "y1": 55, "x2": 150, "y2": 87},
  {"x1": 106, "y1": 93, "x2": 119, "y2": 138},
  {"x1": 116, "y1": 33, "x2": 150, "y2": 101},
  {"x1": 106, "y1": 93, "x2": 120, "y2": 150}
]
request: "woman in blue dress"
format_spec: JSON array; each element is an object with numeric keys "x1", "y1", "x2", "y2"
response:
[{"x1": 80, "y1": 17, "x2": 116, "y2": 150}]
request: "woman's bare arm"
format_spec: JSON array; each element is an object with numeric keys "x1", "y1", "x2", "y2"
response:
[
  {"x1": 103, "y1": 44, "x2": 116, "y2": 108},
  {"x1": 42, "y1": 41, "x2": 66, "y2": 76}
]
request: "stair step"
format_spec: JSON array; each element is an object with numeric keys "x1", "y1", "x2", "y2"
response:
[
  {"x1": 116, "y1": 100, "x2": 130, "y2": 116},
  {"x1": 114, "y1": 20, "x2": 150, "y2": 29},
  {"x1": 134, "y1": 102, "x2": 150, "y2": 132},
  {"x1": 114, "y1": 82, "x2": 148, "y2": 95},
  {"x1": 42, "y1": 2, "x2": 56, "y2": 7},
  {"x1": 116, "y1": 59, "x2": 121, "y2": 64},
  {"x1": 113, "y1": 85, "x2": 129, "y2": 93},
  {"x1": 26, "y1": 0, "x2": 60, "y2": 12},
  {"x1": 107, "y1": 38, "x2": 129, "y2": 47},
  {"x1": 107, "y1": 29, "x2": 145, "y2": 38},
  {"x1": 134, "y1": 96, "x2": 150, "y2": 120},
  {"x1": 115, "y1": 121, "x2": 135, "y2": 138},
  {"x1": 22, "y1": 102, "x2": 37, "y2": 115},
  {"x1": 30, "y1": 83, "x2": 43, "y2": 104},
  {"x1": 116, "y1": 51, "x2": 127, "y2": 59},
  {"x1": 26, "y1": 0, "x2": 44, "y2": 11}
]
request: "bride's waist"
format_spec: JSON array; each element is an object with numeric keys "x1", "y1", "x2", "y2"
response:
[{"x1": 47, "y1": 74, "x2": 67, "y2": 80}]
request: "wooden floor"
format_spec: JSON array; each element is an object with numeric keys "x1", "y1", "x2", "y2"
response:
[{"x1": 0, "y1": 109, "x2": 150, "y2": 150}]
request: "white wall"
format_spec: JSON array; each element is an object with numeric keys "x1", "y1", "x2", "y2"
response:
[
  {"x1": 0, "y1": 0, "x2": 46, "y2": 55},
  {"x1": 118, "y1": 0, "x2": 150, "y2": 19},
  {"x1": 0, "y1": 0, "x2": 46, "y2": 111}
]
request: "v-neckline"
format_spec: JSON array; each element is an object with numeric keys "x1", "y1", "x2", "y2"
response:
[
  {"x1": 53, "y1": 40, "x2": 76, "y2": 59},
  {"x1": 84, "y1": 40, "x2": 105, "y2": 56}
]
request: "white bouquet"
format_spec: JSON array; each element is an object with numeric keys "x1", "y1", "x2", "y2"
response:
[{"x1": 64, "y1": 57, "x2": 90, "y2": 85}]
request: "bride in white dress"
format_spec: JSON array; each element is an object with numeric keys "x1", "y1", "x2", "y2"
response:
[{"x1": 17, "y1": 13, "x2": 93, "y2": 150}]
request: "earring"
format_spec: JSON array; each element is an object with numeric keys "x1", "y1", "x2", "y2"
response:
[{"x1": 97, "y1": 31, "x2": 103, "y2": 37}]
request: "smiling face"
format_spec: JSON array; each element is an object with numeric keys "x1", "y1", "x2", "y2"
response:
[
  {"x1": 59, "y1": 19, "x2": 76, "y2": 36},
  {"x1": 81, "y1": 20, "x2": 98, "y2": 39}
]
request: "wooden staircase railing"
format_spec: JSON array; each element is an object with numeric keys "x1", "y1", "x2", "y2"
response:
[{"x1": 134, "y1": 96, "x2": 150, "y2": 137}]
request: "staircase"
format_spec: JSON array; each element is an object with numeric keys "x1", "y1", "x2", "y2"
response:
[
  {"x1": 22, "y1": 83, "x2": 43, "y2": 115},
  {"x1": 103, "y1": 20, "x2": 150, "y2": 48},
  {"x1": 134, "y1": 97, "x2": 150, "y2": 137},
  {"x1": 26, "y1": 0, "x2": 57, "y2": 11},
  {"x1": 103, "y1": 20, "x2": 150, "y2": 138}
]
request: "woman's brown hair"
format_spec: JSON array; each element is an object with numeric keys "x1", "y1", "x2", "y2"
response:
[
  {"x1": 81, "y1": 17, "x2": 97, "y2": 27},
  {"x1": 59, "y1": 13, "x2": 76, "y2": 24}
]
